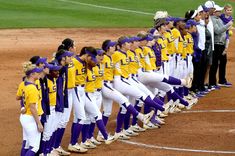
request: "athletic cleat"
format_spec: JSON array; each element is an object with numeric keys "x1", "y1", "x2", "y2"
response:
[
  {"x1": 143, "y1": 122, "x2": 159, "y2": 129},
  {"x1": 104, "y1": 135, "x2": 116, "y2": 145},
  {"x1": 90, "y1": 137, "x2": 102, "y2": 145},
  {"x1": 155, "y1": 116, "x2": 165, "y2": 125},
  {"x1": 130, "y1": 124, "x2": 146, "y2": 132},
  {"x1": 54, "y1": 146, "x2": 71, "y2": 156},
  {"x1": 142, "y1": 110, "x2": 155, "y2": 125},
  {"x1": 158, "y1": 112, "x2": 168, "y2": 118},
  {"x1": 68, "y1": 143, "x2": 88, "y2": 153},
  {"x1": 49, "y1": 149, "x2": 60, "y2": 156},
  {"x1": 113, "y1": 132, "x2": 130, "y2": 140},
  {"x1": 123, "y1": 129, "x2": 139, "y2": 137},
  {"x1": 96, "y1": 134, "x2": 105, "y2": 142},
  {"x1": 80, "y1": 140, "x2": 96, "y2": 149}
]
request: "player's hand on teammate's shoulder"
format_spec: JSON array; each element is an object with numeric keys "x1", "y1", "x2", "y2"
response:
[{"x1": 20, "y1": 107, "x2": 26, "y2": 114}]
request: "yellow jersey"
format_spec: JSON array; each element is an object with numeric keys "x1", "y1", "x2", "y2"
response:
[
  {"x1": 143, "y1": 46, "x2": 157, "y2": 71},
  {"x1": 172, "y1": 28, "x2": 184, "y2": 55},
  {"x1": 85, "y1": 68, "x2": 96, "y2": 93},
  {"x1": 127, "y1": 50, "x2": 140, "y2": 75},
  {"x1": 135, "y1": 47, "x2": 145, "y2": 70},
  {"x1": 19, "y1": 81, "x2": 43, "y2": 116},
  {"x1": 73, "y1": 57, "x2": 86, "y2": 86},
  {"x1": 47, "y1": 78, "x2": 57, "y2": 106},
  {"x1": 102, "y1": 55, "x2": 114, "y2": 81},
  {"x1": 93, "y1": 64, "x2": 104, "y2": 89},
  {"x1": 164, "y1": 30, "x2": 176, "y2": 55},
  {"x1": 112, "y1": 50, "x2": 130, "y2": 78},
  {"x1": 157, "y1": 37, "x2": 169, "y2": 61},
  {"x1": 67, "y1": 61, "x2": 76, "y2": 89},
  {"x1": 185, "y1": 32, "x2": 194, "y2": 55}
]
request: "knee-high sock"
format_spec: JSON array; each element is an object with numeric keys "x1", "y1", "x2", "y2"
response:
[
  {"x1": 54, "y1": 128, "x2": 65, "y2": 149},
  {"x1": 167, "y1": 91, "x2": 189, "y2": 106},
  {"x1": 178, "y1": 87, "x2": 184, "y2": 98},
  {"x1": 82, "y1": 124, "x2": 90, "y2": 143},
  {"x1": 102, "y1": 115, "x2": 109, "y2": 126},
  {"x1": 144, "y1": 104, "x2": 151, "y2": 114},
  {"x1": 70, "y1": 119, "x2": 83, "y2": 145},
  {"x1": 144, "y1": 96, "x2": 164, "y2": 111},
  {"x1": 88, "y1": 122, "x2": 96, "y2": 139},
  {"x1": 184, "y1": 87, "x2": 189, "y2": 96},
  {"x1": 153, "y1": 96, "x2": 164, "y2": 106},
  {"x1": 163, "y1": 76, "x2": 181, "y2": 85},
  {"x1": 124, "y1": 111, "x2": 131, "y2": 130},
  {"x1": 132, "y1": 102, "x2": 142, "y2": 126},
  {"x1": 96, "y1": 120, "x2": 108, "y2": 140},
  {"x1": 116, "y1": 108, "x2": 125, "y2": 133},
  {"x1": 25, "y1": 146, "x2": 35, "y2": 156},
  {"x1": 21, "y1": 140, "x2": 28, "y2": 156}
]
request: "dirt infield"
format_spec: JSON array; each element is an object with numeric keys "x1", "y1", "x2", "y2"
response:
[{"x1": 0, "y1": 28, "x2": 235, "y2": 156}]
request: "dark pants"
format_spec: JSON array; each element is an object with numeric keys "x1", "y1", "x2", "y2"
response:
[
  {"x1": 209, "y1": 44, "x2": 227, "y2": 85},
  {"x1": 191, "y1": 57, "x2": 200, "y2": 92}
]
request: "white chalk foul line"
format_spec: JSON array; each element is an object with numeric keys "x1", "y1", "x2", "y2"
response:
[
  {"x1": 121, "y1": 140, "x2": 235, "y2": 154},
  {"x1": 181, "y1": 109, "x2": 235, "y2": 113},
  {"x1": 57, "y1": 0, "x2": 154, "y2": 16}
]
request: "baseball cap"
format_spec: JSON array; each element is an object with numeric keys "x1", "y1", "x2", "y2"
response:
[
  {"x1": 205, "y1": 1, "x2": 215, "y2": 9},
  {"x1": 214, "y1": 5, "x2": 224, "y2": 12},
  {"x1": 166, "y1": 17, "x2": 174, "y2": 22},
  {"x1": 173, "y1": 17, "x2": 186, "y2": 23},
  {"x1": 145, "y1": 34, "x2": 154, "y2": 41},
  {"x1": 26, "y1": 67, "x2": 44, "y2": 76},
  {"x1": 119, "y1": 37, "x2": 131, "y2": 45},
  {"x1": 130, "y1": 36, "x2": 142, "y2": 42}
]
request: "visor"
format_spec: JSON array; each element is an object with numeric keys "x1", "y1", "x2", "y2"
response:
[
  {"x1": 85, "y1": 50, "x2": 97, "y2": 63},
  {"x1": 104, "y1": 41, "x2": 117, "y2": 51},
  {"x1": 205, "y1": 1, "x2": 215, "y2": 9},
  {"x1": 191, "y1": 10, "x2": 198, "y2": 18},
  {"x1": 56, "y1": 51, "x2": 74, "y2": 60},
  {"x1": 35, "y1": 57, "x2": 47, "y2": 65},
  {"x1": 45, "y1": 63, "x2": 62, "y2": 71},
  {"x1": 26, "y1": 67, "x2": 43, "y2": 76},
  {"x1": 119, "y1": 37, "x2": 131, "y2": 45},
  {"x1": 97, "y1": 49, "x2": 105, "y2": 55}
]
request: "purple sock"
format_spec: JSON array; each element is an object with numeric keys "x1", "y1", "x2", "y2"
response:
[
  {"x1": 41, "y1": 140, "x2": 46, "y2": 154},
  {"x1": 102, "y1": 115, "x2": 109, "y2": 126},
  {"x1": 82, "y1": 124, "x2": 90, "y2": 143},
  {"x1": 163, "y1": 76, "x2": 181, "y2": 85},
  {"x1": 132, "y1": 102, "x2": 141, "y2": 126},
  {"x1": 21, "y1": 140, "x2": 27, "y2": 156},
  {"x1": 144, "y1": 104, "x2": 151, "y2": 114},
  {"x1": 49, "y1": 132, "x2": 56, "y2": 153},
  {"x1": 124, "y1": 103, "x2": 138, "y2": 117},
  {"x1": 54, "y1": 128, "x2": 65, "y2": 149},
  {"x1": 178, "y1": 87, "x2": 184, "y2": 98},
  {"x1": 25, "y1": 146, "x2": 35, "y2": 156},
  {"x1": 153, "y1": 96, "x2": 164, "y2": 106},
  {"x1": 44, "y1": 140, "x2": 51, "y2": 155},
  {"x1": 96, "y1": 120, "x2": 108, "y2": 140},
  {"x1": 167, "y1": 91, "x2": 189, "y2": 106},
  {"x1": 124, "y1": 111, "x2": 131, "y2": 130},
  {"x1": 184, "y1": 87, "x2": 189, "y2": 96},
  {"x1": 88, "y1": 122, "x2": 96, "y2": 139},
  {"x1": 70, "y1": 122, "x2": 82, "y2": 145},
  {"x1": 144, "y1": 96, "x2": 164, "y2": 111},
  {"x1": 116, "y1": 109, "x2": 125, "y2": 133}
]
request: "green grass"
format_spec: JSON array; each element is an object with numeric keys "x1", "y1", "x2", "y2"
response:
[{"x1": 0, "y1": 0, "x2": 234, "y2": 28}]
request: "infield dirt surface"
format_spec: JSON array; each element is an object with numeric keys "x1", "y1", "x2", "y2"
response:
[{"x1": 0, "y1": 28, "x2": 235, "y2": 156}]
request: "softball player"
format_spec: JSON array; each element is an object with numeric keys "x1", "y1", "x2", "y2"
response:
[
  {"x1": 81, "y1": 46, "x2": 115, "y2": 146},
  {"x1": 52, "y1": 49, "x2": 74, "y2": 155},
  {"x1": 41, "y1": 63, "x2": 62, "y2": 156},
  {"x1": 17, "y1": 62, "x2": 43, "y2": 156},
  {"x1": 87, "y1": 49, "x2": 105, "y2": 145}
]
